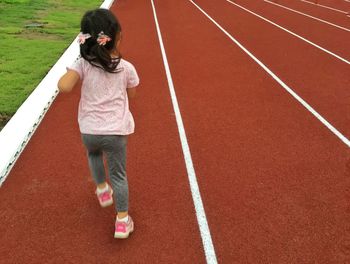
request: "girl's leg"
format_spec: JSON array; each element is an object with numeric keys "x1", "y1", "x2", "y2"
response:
[
  {"x1": 81, "y1": 134, "x2": 107, "y2": 185},
  {"x1": 102, "y1": 135, "x2": 129, "y2": 215}
]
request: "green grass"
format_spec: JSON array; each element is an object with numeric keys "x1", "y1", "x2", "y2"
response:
[{"x1": 0, "y1": 0, "x2": 100, "y2": 128}]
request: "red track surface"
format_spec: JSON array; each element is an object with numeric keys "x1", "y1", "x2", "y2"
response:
[
  {"x1": 266, "y1": 0, "x2": 350, "y2": 29},
  {"x1": 244, "y1": 0, "x2": 350, "y2": 59},
  {"x1": 306, "y1": 0, "x2": 350, "y2": 11},
  {"x1": 1, "y1": 0, "x2": 349, "y2": 263}
]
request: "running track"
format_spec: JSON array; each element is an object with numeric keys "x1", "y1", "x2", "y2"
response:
[{"x1": 1, "y1": 0, "x2": 350, "y2": 263}]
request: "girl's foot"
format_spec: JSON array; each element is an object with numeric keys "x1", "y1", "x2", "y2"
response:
[
  {"x1": 95, "y1": 184, "x2": 113, "y2": 207},
  {"x1": 114, "y1": 216, "x2": 134, "y2": 239}
]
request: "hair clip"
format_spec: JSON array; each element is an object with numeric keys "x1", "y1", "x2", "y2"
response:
[
  {"x1": 78, "y1": 32, "x2": 91, "y2": 44},
  {"x1": 97, "y1": 31, "x2": 111, "y2": 46}
]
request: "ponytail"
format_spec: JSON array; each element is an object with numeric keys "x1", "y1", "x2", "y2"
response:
[{"x1": 79, "y1": 9, "x2": 122, "y2": 73}]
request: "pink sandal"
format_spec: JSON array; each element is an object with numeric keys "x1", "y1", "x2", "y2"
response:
[{"x1": 96, "y1": 184, "x2": 113, "y2": 207}]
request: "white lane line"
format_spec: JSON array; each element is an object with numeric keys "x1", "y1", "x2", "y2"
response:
[
  {"x1": 226, "y1": 0, "x2": 350, "y2": 65},
  {"x1": 299, "y1": 0, "x2": 348, "y2": 14},
  {"x1": 150, "y1": 1, "x2": 218, "y2": 263},
  {"x1": 265, "y1": 0, "x2": 350, "y2": 32},
  {"x1": 189, "y1": 0, "x2": 350, "y2": 148}
]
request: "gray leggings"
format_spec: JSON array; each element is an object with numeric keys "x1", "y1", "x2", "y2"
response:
[{"x1": 81, "y1": 134, "x2": 128, "y2": 212}]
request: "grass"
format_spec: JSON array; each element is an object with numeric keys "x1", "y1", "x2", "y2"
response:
[{"x1": 0, "y1": 0, "x2": 101, "y2": 129}]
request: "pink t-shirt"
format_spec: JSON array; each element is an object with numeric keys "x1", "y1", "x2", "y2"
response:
[{"x1": 68, "y1": 57, "x2": 139, "y2": 135}]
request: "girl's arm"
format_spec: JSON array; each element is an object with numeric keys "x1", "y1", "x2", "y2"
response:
[
  {"x1": 127, "y1": 87, "x2": 137, "y2": 99},
  {"x1": 57, "y1": 70, "x2": 80, "y2": 93}
]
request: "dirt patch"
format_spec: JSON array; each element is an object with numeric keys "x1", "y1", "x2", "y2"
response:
[
  {"x1": 0, "y1": 113, "x2": 12, "y2": 131},
  {"x1": 19, "y1": 30, "x2": 63, "y2": 41}
]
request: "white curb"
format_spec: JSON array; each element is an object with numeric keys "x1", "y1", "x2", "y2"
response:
[{"x1": 0, "y1": 0, "x2": 115, "y2": 186}]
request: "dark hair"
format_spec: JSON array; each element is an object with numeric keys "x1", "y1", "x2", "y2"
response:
[{"x1": 80, "y1": 9, "x2": 122, "y2": 73}]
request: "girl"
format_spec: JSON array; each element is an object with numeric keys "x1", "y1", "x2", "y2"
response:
[{"x1": 58, "y1": 8, "x2": 139, "y2": 239}]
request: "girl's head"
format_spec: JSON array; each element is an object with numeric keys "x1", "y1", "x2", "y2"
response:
[{"x1": 79, "y1": 9, "x2": 122, "y2": 73}]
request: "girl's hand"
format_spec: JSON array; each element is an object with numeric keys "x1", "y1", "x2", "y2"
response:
[{"x1": 58, "y1": 70, "x2": 80, "y2": 93}]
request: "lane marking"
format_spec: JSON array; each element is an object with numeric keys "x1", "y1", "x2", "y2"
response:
[
  {"x1": 189, "y1": 0, "x2": 350, "y2": 148},
  {"x1": 265, "y1": 0, "x2": 350, "y2": 32},
  {"x1": 299, "y1": 0, "x2": 348, "y2": 14},
  {"x1": 150, "y1": 1, "x2": 218, "y2": 263},
  {"x1": 225, "y1": 0, "x2": 350, "y2": 65}
]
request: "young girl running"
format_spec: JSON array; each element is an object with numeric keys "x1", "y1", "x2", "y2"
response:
[{"x1": 58, "y1": 8, "x2": 139, "y2": 239}]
